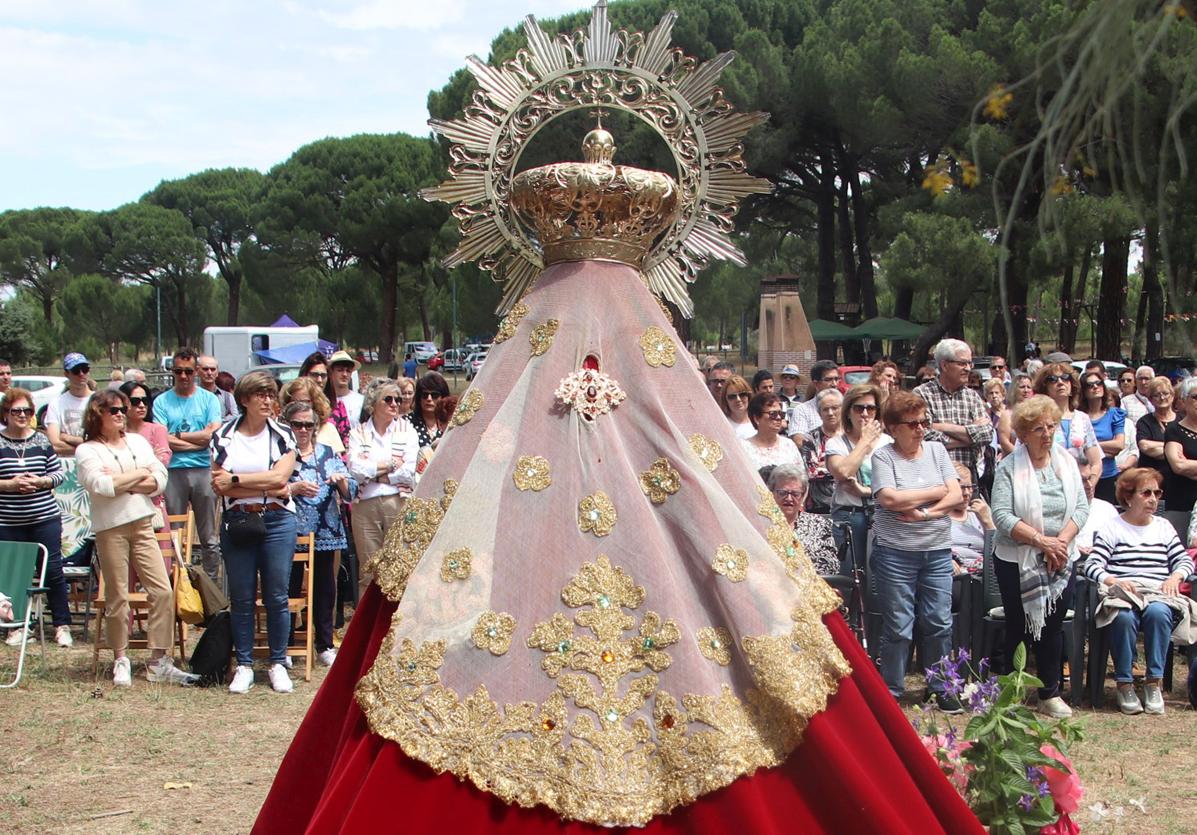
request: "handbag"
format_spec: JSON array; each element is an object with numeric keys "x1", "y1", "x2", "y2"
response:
[
  {"x1": 175, "y1": 564, "x2": 205, "y2": 625},
  {"x1": 188, "y1": 610, "x2": 233, "y2": 687},
  {"x1": 223, "y1": 508, "x2": 266, "y2": 545},
  {"x1": 188, "y1": 565, "x2": 229, "y2": 618}
]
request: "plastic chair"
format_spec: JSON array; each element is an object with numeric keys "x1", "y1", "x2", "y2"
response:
[
  {"x1": 821, "y1": 519, "x2": 865, "y2": 647},
  {"x1": 250, "y1": 532, "x2": 316, "y2": 681},
  {"x1": 0, "y1": 541, "x2": 48, "y2": 688},
  {"x1": 1081, "y1": 574, "x2": 1174, "y2": 707}
]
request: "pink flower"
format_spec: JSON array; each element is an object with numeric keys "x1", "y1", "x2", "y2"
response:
[
  {"x1": 1040, "y1": 744, "x2": 1084, "y2": 815},
  {"x1": 922, "y1": 734, "x2": 973, "y2": 796},
  {"x1": 1040, "y1": 812, "x2": 1080, "y2": 835},
  {"x1": 1070, "y1": 436, "x2": 1083, "y2": 448}
]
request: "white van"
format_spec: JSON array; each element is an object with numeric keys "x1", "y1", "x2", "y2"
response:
[
  {"x1": 203, "y1": 325, "x2": 321, "y2": 378},
  {"x1": 403, "y1": 341, "x2": 439, "y2": 364}
]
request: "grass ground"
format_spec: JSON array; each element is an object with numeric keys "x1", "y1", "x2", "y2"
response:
[{"x1": 1, "y1": 636, "x2": 1194, "y2": 833}]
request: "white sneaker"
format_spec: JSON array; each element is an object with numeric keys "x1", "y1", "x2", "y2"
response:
[
  {"x1": 318, "y1": 648, "x2": 337, "y2": 667},
  {"x1": 281, "y1": 655, "x2": 294, "y2": 669},
  {"x1": 55, "y1": 625, "x2": 73, "y2": 648},
  {"x1": 1037, "y1": 696, "x2": 1073, "y2": 719},
  {"x1": 228, "y1": 665, "x2": 255, "y2": 694},
  {"x1": 268, "y1": 663, "x2": 293, "y2": 693},
  {"x1": 5, "y1": 627, "x2": 26, "y2": 647},
  {"x1": 113, "y1": 657, "x2": 132, "y2": 687},
  {"x1": 146, "y1": 657, "x2": 200, "y2": 686}
]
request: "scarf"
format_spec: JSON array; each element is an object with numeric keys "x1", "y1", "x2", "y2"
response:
[{"x1": 995, "y1": 443, "x2": 1082, "y2": 640}]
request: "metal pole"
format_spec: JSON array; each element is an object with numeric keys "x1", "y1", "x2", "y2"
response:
[
  {"x1": 451, "y1": 272, "x2": 458, "y2": 350},
  {"x1": 155, "y1": 283, "x2": 162, "y2": 363}
]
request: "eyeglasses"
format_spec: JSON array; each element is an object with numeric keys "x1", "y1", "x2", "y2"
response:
[
  {"x1": 172, "y1": 367, "x2": 196, "y2": 376},
  {"x1": 1149, "y1": 392, "x2": 1173, "y2": 401},
  {"x1": 419, "y1": 392, "x2": 443, "y2": 400},
  {"x1": 107, "y1": 406, "x2": 128, "y2": 416},
  {"x1": 7, "y1": 407, "x2": 33, "y2": 416},
  {"x1": 128, "y1": 396, "x2": 148, "y2": 407},
  {"x1": 1137, "y1": 489, "x2": 1164, "y2": 498},
  {"x1": 945, "y1": 359, "x2": 973, "y2": 368},
  {"x1": 199, "y1": 366, "x2": 218, "y2": 372},
  {"x1": 897, "y1": 418, "x2": 931, "y2": 429},
  {"x1": 69, "y1": 366, "x2": 90, "y2": 375},
  {"x1": 851, "y1": 403, "x2": 877, "y2": 413},
  {"x1": 1084, "y1": 381, "x2": 1104, "y2": 389},
  {"x1": 308, "y1": 372, "x2": 328, "y2": 381},
  {"x1": 727, "y1": 392, "x2": 750, "y2": 401},
  {"x1": 764, "y1": 411, "x2": 786, "y2": 420},
  {"x1": 959, "y1": 483, "x2": 975, "y2": 491},
  {"x1": 1136, "y1": 376, "x2": 1153, "y2": 382},
  {"x1": 772, "y1": 489, "x2": 804, "y2": 500},
  {"x1": 382, "y1": 395, "x2": 401, "y2": 406},
  {"x1": 991, "y1": 365, "x2": 1006, "y2": 372},
  {"x1": 1044, "y1": 374, "x2": 1068, "y2": 383},
  {"x1": 289, "y1": 421, "x2": 316, "y2": 430},
  {"x1": 250, "y1": 390, "x2": 277, "y2": 401},
  {"x1": 1029, "y1": 422, "x2": 1059, "y2": 435}
]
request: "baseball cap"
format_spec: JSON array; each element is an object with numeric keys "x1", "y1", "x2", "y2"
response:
[
  {"x1": 779, "y1": 365, "x2": 801, "y2": 377},
  {"x1": 63, "y1": 352, "x2": 90, "y2": 372}
]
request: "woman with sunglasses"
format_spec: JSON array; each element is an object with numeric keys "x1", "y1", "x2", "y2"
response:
[
  {"x1": 990, "y1": 395, "x2": 1089, "y2": 719},
  {"x1": 717, "y1": 375, "x2": 754, "y2": 439},
  {"x1": 282, "y1": 377, "x2": 345, "y2": 456},
  {"x1": 1081, "y1": 372, "x2": 1130, "y2": 503},
  {"x1": 284, "y1": 400, "x2": 356, "y2": 667},
  {"x1": 1032, "y1": 363, "x2": 1101, "y2": 491},
  {"x1": 871, "y1": 390, "x2": 962, "y2": 710},
  {"x1": 348, "y1": 382, "x2": 418, "y2": 601},
  {"x1": 77, "y1": 391, "x2": 195, "y2": 686},
  {"x1": 1164, "y1": 378, "x2": 1197, "y2": 523},
  {"x1": 120, "y1": 381, "x2": 171, "y2": 528},
  {"x1": 1086, "y1": 467, "x2": 1193, "y2": 715},
  {"x1": 826, "y1": 384, "x2": 891, "y2": 575},
  {"x1": 740, "y1": 392, "x2": 801, "y2": 470},
  {"x1": 997, "y1": 372, "x2": 1034, "y2": 455},
  {"x1": 0, "y1": 388, "x2": 72, "y2": 648},
  {"x1": 410, "y1": 372, "x2": 450, "y2": 450}
]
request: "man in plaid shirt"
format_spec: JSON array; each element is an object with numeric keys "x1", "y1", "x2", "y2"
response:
[{"x1": 913, "y1": 339, "x2": 993, "y2": 476}]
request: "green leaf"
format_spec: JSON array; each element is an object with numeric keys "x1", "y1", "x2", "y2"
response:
[{"x1": 1012, "y1": 642, "x2": 1027, "y2": 672}]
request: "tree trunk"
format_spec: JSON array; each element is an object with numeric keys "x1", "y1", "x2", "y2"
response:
[
  {"x1": 847, "y1": 162, "x2": 878, "y2": 320},
  {"x1": 40, "y1": 290, "x2": 53, "y2": 326},
  {"x1": 1132, "y1": 273, "x2": 1147, "y2": 361},
  {"x1": 907, "y1": 292, "x2": 973, "y2": 373},
  {"x1": 225, "y1": 265, "x2": 242, "y2": 326},
  {"x1": 418, "y1": 293, "x2": 432, "y2": 342},
  {"x1": 1069, "y1": 245, "x2": 1093, "y2": 355},
  {"x1": 1143, "y1": 224, "x2": 1165, "y2": 361},
  {"x1": 378, "y1": 263, "x2": 398, "y2": 364},
  {"x1": 816, "y1": 151, "x2": 837, "y2": 355},
  {"x1": 893, "y1": 286, "x2": 914, "y2": 322},
  {"x1": 837, "y1": 184, "x2": 858, "y2": 306},
  {"x1": 1095, "y1": 237, "x2": 1130, "y2": 360},
  {"x1": 999, "y1": 224, "x2": 1030, "y2": 363},
  {"x1": 1057, "y1": 258, "x2": 1075, "y2": 352}
]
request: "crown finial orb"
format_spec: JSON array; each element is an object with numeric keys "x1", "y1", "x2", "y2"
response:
[{"x1": 582, "y1": 109, "x2": 616, "y2": 164}]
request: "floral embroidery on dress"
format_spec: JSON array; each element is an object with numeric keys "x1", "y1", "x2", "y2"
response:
[
  {"x1": 554, "y1": 368, "x2": 627, "y2": 423},
  {"x1": 577, "y1": 491, "x2": 617, "y2": 537},
  {"x1": 687, "y1": 433, "x2": 722, "y2": 472},
  {"x1": 639, "y1": 458, "x2": 681, "y2": 505},
  {"x1": 529, "y1": 319, "x2": 560, "y2": 357},
  {"x1": 494, "y1": 302, "x2": 530, "y2": 344},
  {"x1": 696, "y1": 626, "x2": 733, "y2": 665},
  {"x1": 472, "y1": 611, "x2": 516, "y2": 655},
  {"x1": 638, "y1": 325, "x2": 676, "y2": 368},
  {"x1": 439, "y1": 547, "x2": 472, "y2": 582},
  {"x1": 513, "y1": 455, "x2": 552, "y2": 492},
  {"x1": 711, "y1": 544, "x2": 749, "y2": 582},
  {"x1": 451, "y1": 389, "x2": 484, "y2": 428}
]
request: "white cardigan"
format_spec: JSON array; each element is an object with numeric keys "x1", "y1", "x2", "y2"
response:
[{"x1": 75, "y1": 433, "x2": 168, "y2": 533}]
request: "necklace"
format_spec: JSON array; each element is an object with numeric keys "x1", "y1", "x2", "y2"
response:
[{"x1": 100, "y1": 437, "x2": 129, "y2": 473}]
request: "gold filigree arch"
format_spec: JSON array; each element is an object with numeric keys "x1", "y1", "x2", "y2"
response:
[{"x1": 421, "y1": 0, "x2": 772, "y2": 317}]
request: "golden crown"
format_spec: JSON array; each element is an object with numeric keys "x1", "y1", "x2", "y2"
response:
[{"x1": 511, "y1": 124, "x2": 680, "y2": 269}]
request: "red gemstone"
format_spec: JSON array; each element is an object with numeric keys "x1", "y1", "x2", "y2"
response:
[{"x1": 583, "y1": 354, "x2": 600, "y2": 370}]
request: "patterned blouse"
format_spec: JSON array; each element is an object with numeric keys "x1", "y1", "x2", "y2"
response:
[
  {"x1": 408, "y1": 411, "x2": 444, "y2": 450},
  {"x1": 290, "y1": 443, "x2": 358, "y2": 551},
  {"x1": 793, "y1": 512, "x2": 840, "y2": 576}
]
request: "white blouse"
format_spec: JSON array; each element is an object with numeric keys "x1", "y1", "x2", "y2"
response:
[{"x1": 348, "y1": 417, "x2": 419, "y2": 502}]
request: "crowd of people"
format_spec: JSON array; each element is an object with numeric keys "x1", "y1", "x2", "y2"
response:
[{"x1": 702, "y1": 342, "x2": 1197, "y2": 716}]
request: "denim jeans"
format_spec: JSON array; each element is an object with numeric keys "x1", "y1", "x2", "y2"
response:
[
  {"x1": 221, "y1": 510, "x2": 297, "y2": 666},
  {"x1": 0, "y1": 517, "x2": 70, "y2": 627},
  {"x1": 831, "y1": 505, "x2": 870, "y2": 575},
  {"x1": 1107, "y1": 601, "x2": 1175, "y2": 682},
  {"x1": 871, "y1": 543, "x2": 953, "y2": 697}
]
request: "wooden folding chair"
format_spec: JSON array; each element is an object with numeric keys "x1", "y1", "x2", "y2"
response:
[
  {"x1": 167, "y1": 511, "x2": 195, "y2": 568},
  {"x1": 250, "y1": 532, "x2": 316, "y2": 681},
  {"x1": 92, "y1": 528, "x2": 189, "y2": 676}
]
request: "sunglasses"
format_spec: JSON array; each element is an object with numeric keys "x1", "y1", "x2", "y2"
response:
[
  {"x1": 991, "y1": 365, "x2": 1006, "y2": 372},
  {"x1": 69, "y1": 366, "x2": 91, "y2": 375},
  {"x1": 419, "y1": 392, "x2": 443, "y2": 400},
  {"x1": 1045, "y1": 374, "x2": 1068, "y2": 383},
  {"x1": 773, "y1": 489, "x2": 804, "y2": 500},
  {"x1": 764, "y1": 411, "x2": 786, "y2": 420},
  {"x1": 382, "y1": 395, "x2": 401, "y2": 406},
  {"x1": 289, "y1": 421, "x2": 316, "y2": 430},
  {"x1": 897, "y1": 418, "x2": 931, "y2": 429},
  {"x1": 1084, "y1": 381, "x2": 1104, "y2": 389},
  {"x1": 172, "y1": 367, "x2": 196, "y2": 376},
  {"x1": 7, "y1": 407, "x2": 33, "y2": 416},
  {"x1": 1137, "y1": 489, "x2": 1164, "y2": 498},
  {"x1": 308, "y1": 372, "x2": 328, "y2": 381},
  {"x1": 727, "y1": 392, "x2": 750, "y2": 401},
  {"x1": 107, "y1": 406, "x2": 128, "y2": 416},
  {"x1": 128, "y1": 396, "x2": 148, "y2": 406},
  {"x1": 851, "y1": 403, "x2": 877, "y2": 413}
]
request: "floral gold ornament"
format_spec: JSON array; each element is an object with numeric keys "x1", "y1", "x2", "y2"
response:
[
  {"x1": 493, "y1": 302, "x2": 529, "y2": 343},
  {"x1": 513, "y1": 455, "x2": 552, "y2": 492},
  {"x1": 420, "y1": 0, "x2": 771, "y2": 316},
  {"x1": 554, "y1": 368, "x2": 627, "y2": 423},
  {"x1": 639, "y1": 325, "x2": 676, "y2": 368},
  {"x1": 756, "y1": 485, "x2": 787, "y2": 525},
  {"x1": 439, "y1": 547, "x2": 472, "y2": 582},
  {"x1": 450, "y1": 389, "x2": 483, "y2": 428},
  {"x1": 577, "y1": 491, "x2": 617, "y2": 537},
  {"x1": 529, "y1": 319, "x2": 559, "y2": 357},
  {"x1": 639, "y1": 458, "x2": 681, "y2": 505},
  {"x1": 472, "y1": 611, "x2": 517, "y2": 655},
  {"x1": 711, "y1": 544, "x2": 749, "y2": 582},
  {"x1": 687, "y1": 434, "x2": 722, "y2": 472},
  {"x1": 696, "y1": 626, "x2": 733, "y2": 666},
  {"x1": 368, "y1": 481, "x2": 457, "y2": 602}
]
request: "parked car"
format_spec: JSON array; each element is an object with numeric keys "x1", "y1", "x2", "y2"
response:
[
  {"x1": 427, "y1": 353, "x2": 445, "y2": 371},
  {"x1": 465, "y1": 351, "x2": 488, "y2": 381},
  {"x1": 403, "y1": 341, "x2": 439, "y2": 364},
  {"x1": 838, "y1": 365, "x2": 872, "y2": 392},
  {"x1": 440, "y1": 348, "x2": 469, "y2": 373},
  {"x1": 1149, "y1": 356, "x2": 1196, "y2": 383},
  {"x1": 12, "y1": 375, "x2": 68, "y2": 413}
]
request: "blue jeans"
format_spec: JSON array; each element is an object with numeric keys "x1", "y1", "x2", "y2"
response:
[
  {"x1": 831, "y1": 505, "x2": 870, "y2": 574},
  {"x1": 0, "y1": 517, "x2": 70, "y2": 627},
  {"x1": 1108, "y1": 601, "x2": 1175, "y2": 682},
  {"x1": 871, "y1": 543, "x2": 953, "y2": 697},
  {"x1": 221, "y1": 510, "x2": 297, "y2": 666}
]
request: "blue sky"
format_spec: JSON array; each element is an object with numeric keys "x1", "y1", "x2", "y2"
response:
[{"x1": 0, "y1": 0, "x2": 589, "y2": 212}]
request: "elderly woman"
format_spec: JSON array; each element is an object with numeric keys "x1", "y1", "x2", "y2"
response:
[
  {"x1": 1034, "y1": 363, "x2": 1101, "y2": 492},
  {"x1": 348, "y1": 381, "x2": 418, "y2": 601},
  {"x1": 1136, "y1": 377, "x2": 1176, "y2": 481},
  {"x1": 1080, "y1": 370, "x2": 1129, "y2": 502},
  {"x1": 998, "y1": 372, "x2": 1035, "y2": 455},
  {"x1": 826, "y1": 384, "x2": 891, "y2": 574},
  {"x1": 1086, "y1": 467, "x2": 1194, "y2": 715},
  {"x1": 410, "y1": 372, "x2": 450, "y2": 450},
  {"x1": 718, "y1": 374, "x2": 755, "y2": 439},
  {"x1": 281, "y1": 377, "x2": 344, "y2": 456},
  {"x1": 210, "y1": 371, "x2": 298, "y2": 695},
  {"x1": 983, "y1": 378, "x2": 1007, "y2": 455},
  {"x1": 990, "y1": 395, "x2": 1089, "y2": 719},
  {"x1": 870, "y1": 391, "x2": 962, "y2": 709},
  {"x1": 283, "y1": 400, "x2": 356, "y2": 667},
  {"x1": 1163, "y1": 377, "x2": 1197, "y2": 521},
  {"x1": 766, "y1": 463, "x2": 839, "y2": 575},
  {"x1": 396, "y1": 376, "x2": 416, "y2": 419},
  {"x1": 741, "y1": 392, "x2": 801, "y2": 470},
  {"x1": 948, "y1": 462, "x2": 994, "y2": 575},
  {"x1": 800, "y1": 388, "x2": 843, "y2": 514},
  {"x1": 76, "y1": 390, "x2": 194, "y2": 686},
  {"x1": 0, "y1": 388, "x2": 72, "y2": 647}
]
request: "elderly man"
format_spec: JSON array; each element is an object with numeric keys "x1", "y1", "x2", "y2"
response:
[
  {"x1": 788, "y1": 360, "x2": 840, "y2": 441},
  {"x1": 914, "y1": 339, "x2": 993, "y2": 476},
  {"x1": 1123, "y1": 366, "x2": 1155, "y2": 424},
  {"x1": 198, "y1": 355, "x2": 238, "y2": 418},
  {"x1": 707, "y1": 360, "x2": 734, "y2": 401}
]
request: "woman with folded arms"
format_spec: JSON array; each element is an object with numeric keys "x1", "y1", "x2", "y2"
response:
[
  {"x1": 121, "y1": 380, "x2": 171, "y2": 527},
  {"x1": 210, "y1": 371, "x2": 298, "y2": 695},
  {"x1": 77, "y1": 390, "x2": 195, "y2": 687}
]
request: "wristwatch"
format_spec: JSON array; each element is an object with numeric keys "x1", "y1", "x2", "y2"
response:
[
  {"x1": 231, "y1": 474, "x2": 240, "y2": 485},
  {"x1": 920, "y1": 508, "x2": 930, "y2": 521}
]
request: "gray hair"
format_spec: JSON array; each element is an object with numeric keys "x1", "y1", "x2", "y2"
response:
[
  {"x1": 1025, "y1": 359, "x2": 1044, "y2": 376},
  {"x1": 815, "y1": 388, "x2": 843, "y2": 407},
  {"x1": 282, "y1": 400, "x2": 314, "y2": 423},
  {"x1": 1136, "y1": 365, "x2": 1154, "y2": 379},
  {"x1": 124, "y1": 367, "x2": 145, "y2": 383},
  {"x1": 766, "y1": 462, "x2": 808, "y2": 493},
  {"x1": 365, "y1": 380, "x2": 401, "y2": 415},
  {"x1": 1177, "y1": 377, "x2": 1197, "y2": 401},
  {"x1": 933, "y1": 339, "x2": 972, "y2": 370}
]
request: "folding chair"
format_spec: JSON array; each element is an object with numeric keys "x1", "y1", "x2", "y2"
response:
[
  {"x1": 92, "y1": 528, "x2": 189, "y2": 676},
  {"x1": 167, "y1": 512, "x2": 195, "y2": 568},
  {"x1": 250, "y1": 532, "x2": 316, "y2": 682},
  {"x1": 0, "y1": 541, "x2": 49, "y2": 688},
  {"x1": 62, "y1": 539, "x2": 97, "y2": 641}
]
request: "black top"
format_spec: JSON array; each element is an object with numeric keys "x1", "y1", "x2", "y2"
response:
[
  {"x1": 1136, "y1": 413, "x2": 1174, "y2": 480},
  {"x1": 1163, "y1": 420, "x2": 1197, "y2": 512},
  {"x1": 408, "y1": 412, "x2": 443, "y2": 450}
]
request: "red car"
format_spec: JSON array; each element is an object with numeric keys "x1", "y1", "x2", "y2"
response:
[
  {"x1": 427, "y1": 353, "x2": 445, "y2": 371},
  {"x1": 838, "y1": 365, "x2": 873, "y2": 393}
]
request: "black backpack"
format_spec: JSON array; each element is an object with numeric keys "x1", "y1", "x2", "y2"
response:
[{"x1": 188, "y1": 611, "x2": 233, "y2": 687}]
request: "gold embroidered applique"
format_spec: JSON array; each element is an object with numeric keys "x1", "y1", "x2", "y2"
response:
[
  {"x1": 439, "y1": 547, "x2": 472, "y2": 582},
  {"x1": 711, "y1": 544, "x2": 749, "y2": 582},
  {"x1": 756, "y1": 485, "x2": 787, "y2": 525},
  {"x1": 766, "y1": 523, "x2": 842, "y2": 612},
  {"x1": 638, "y1": 325, "x2": 676, "y2": 368},
  {"x1": 494, "y1": 302, "x2": 529, "y2": 343},
  {"x1": 368, "y1": 481, "x2": 456, "y2": 602},
  {"x1": 529, "y1": 319, "x2": 559, "y2": 356},
  {"x1": 554, "y1": 368, "x2": 626, "y2": 423},
  {"x1": 577, "y1": 491, "x2": 617, "y2": 537},
  {"x1": 639, "y1": 458, "x2": 680, "y2": 505},
  {"x1": 472, "y1": 611, "x2": 516, "y2": 655},
  {"x1": 696, "y1": 626, "x2": 733, "y2": 665},
  {"x1": 450, "y1": 390, "x2": 483, "y2": 428},
  {"x1": 687, "y1": 433, "x2": 722, "y2": 472},
  {"x1": 513, "y1": 455, "x2": 552, "y2": 491}
]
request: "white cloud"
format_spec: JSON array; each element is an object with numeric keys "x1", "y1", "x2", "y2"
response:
[{"x1": 318, "y1": 0, "x2": 465, "y2": 31}]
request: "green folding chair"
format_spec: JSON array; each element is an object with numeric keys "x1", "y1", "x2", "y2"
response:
[{"x1": 0, "y1": 541, "x2": 49, "y2": 689}]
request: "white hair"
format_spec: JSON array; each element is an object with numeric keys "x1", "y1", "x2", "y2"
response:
[
  {"x1": 766, "y1": 463, "x2": 808, "y2": 493},
  {"x1": 815, "y1": 388, "x2": 843, "y2": 407},
  {"x1": 933, "y1": 338, "x2": 972, "y2": 370},
  {"x1": 1136, "y1": 365, "x2": 1154, "y2": 378},
  {"x1": 1178, "y1": 377, "x2": 1197, "y2": 401}
]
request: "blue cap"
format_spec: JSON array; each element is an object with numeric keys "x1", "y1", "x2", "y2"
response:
[{"x1": 63, "y1": 352, "x2": 90, "y2": 371}]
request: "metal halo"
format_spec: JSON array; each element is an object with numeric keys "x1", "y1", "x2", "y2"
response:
[{"x1": 421, "y1": 0, "x2": 772, "y2": 317}]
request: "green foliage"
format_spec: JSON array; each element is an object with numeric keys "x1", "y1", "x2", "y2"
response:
[
  {"x1": 58, "y1": 275, "x2": 148, "y2": 362},
  {"x1": 0, "y1": 301, "x2": 37, "y2": 364},
  {"x1": 0, "y1": 207, "x2": 95, "y2": 328}
]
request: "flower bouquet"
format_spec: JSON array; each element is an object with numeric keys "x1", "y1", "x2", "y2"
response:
[{"x1": 918, "y1": 644, "x2": 1084, "y2": 834}]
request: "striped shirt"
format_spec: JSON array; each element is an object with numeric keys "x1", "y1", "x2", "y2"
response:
[
  {"x1": 0, "y1": 432, "x2": 66, "y2": 526},
  {"x1": 871, "y1": 440, "x2": 958, "y2": 551},
  {"x1": 1085, "y1": 515, "x2": 1194, "y2": 587}
]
